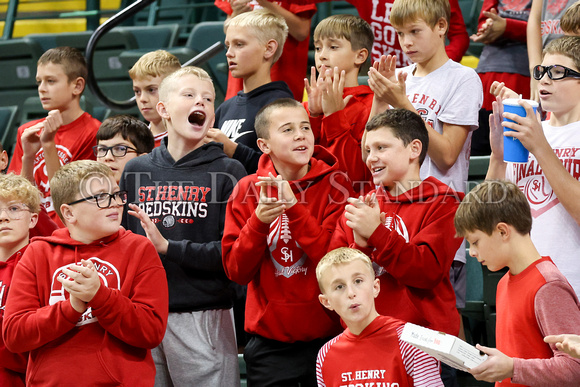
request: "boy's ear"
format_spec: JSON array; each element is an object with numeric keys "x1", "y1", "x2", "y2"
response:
[
  {"x1": 373, "y1": 278, "x2": 380, "y2": 298},
  {"x1": 0, "y1": 150, "x2": 8, "y2": 171},
  {"x1": 408, "y1": 139, "x2": 423, "y2": 161},
  {"x1": 60, "y1": 204, "x2": 76, "y2": 225},
  {"x1": 354, "y1": 48, "x2": 369, "y2": 67},
  {"x1": 72, "y1": 77, "x2": 85, "y2": 96},
  {"x1": 157, "y1": 101, "x2": 170, "y2": 120},
  {"x1": 264, "y1": 39, "x2": 278, "y2": 61},
  {"x1": 496, "y1": 222, "x2": 511, "y2": 240},
  {"x1": 28, "y1": 212, "x2": 39, "y2": 230},
  {"x1": 318, "y1": 293, "x2": 334, "y2": 311},
  {"x1": 435, "y1": 17, "x2": 448, "y2": 37},
  {"x1": 257, "y1": 137, "x2": 271, "y2": 154}
]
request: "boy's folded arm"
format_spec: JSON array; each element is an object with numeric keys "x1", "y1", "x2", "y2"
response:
[
  {"x1": 511, "y1": 281, "x2": 580, "y2": 386},
  {"x1": 368, "y1": 204, "x2": 461, "y2": 288},
  {"x1": 3, "y1": 256, "x2": 81, "y2": 353},
  {"x1": 222, "y1": 208, "x2": 270, "y2": 285},
  {"x1": 164, "y1": 239, "x2": 225, "y2": 272},
  {"x1": 89, "y1": 251, "x2": 168, "y2": 349}
]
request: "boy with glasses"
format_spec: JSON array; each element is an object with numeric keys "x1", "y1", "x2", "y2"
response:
[
  {"x1": 94, "y1": 115, "x2": 155, "y2": 184},
  {"x1": 0, "y1": 174, "x2": 41, "y2": 386},
  {"x1": 2, "y1": 160, "x2": 168, "y2": 386},
  {"x1": 486, "y1": 35, "x2": 580, "y2": 297}
]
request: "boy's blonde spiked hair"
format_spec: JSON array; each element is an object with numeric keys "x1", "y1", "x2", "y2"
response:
[
  {"x1": 225, "y1": 9, "x2": 289, "y2": 64},
  {"x1": 128, "y1": 50, "x2": 181, "y2": 80},
  {"x1": 316, "y1": 247, "x2": 375, "y2": 293},
  {"x1": 390, "y1": 0, "x2": 450, "y2": 33}
]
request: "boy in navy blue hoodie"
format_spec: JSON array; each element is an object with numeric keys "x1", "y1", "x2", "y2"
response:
[{"x1": 120, "y1": 66, "x2": 246, "y2": 386}]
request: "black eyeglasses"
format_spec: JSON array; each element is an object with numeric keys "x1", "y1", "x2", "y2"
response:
[
  {"x1": 93, "y1": 145, "x2": 137, "y2": 158},
  {"x1": 533, "y1": 65, "x2": 580, "y2": 80},
  {"x1": 67, "y1": 191, "x2": 128, "y2": 208}
]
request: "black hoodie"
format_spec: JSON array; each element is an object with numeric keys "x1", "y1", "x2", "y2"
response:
[{"x1": 121, "y1": 139, "x2": 246, "y2": 312}]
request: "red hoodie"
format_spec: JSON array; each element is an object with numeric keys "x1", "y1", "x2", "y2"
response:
[
  {"x1": 330, "y1": 177, "x2": 464, "y2": 335},
  {"x1": 304, "y1": 85, "x2": 374, "y2": 194},
  {"x1": 222, "y1": 146, "x2": 354, "y2": 342},
  {"x1": 2, "y1": 228, "x2": 168, "y2": 386},
  {"x1": 0, "y1": 246, "x2": 28, "y2": 387}
]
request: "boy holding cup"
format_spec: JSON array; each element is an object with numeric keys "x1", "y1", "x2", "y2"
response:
[{"x1": 486, "y1": 35, "x2": 580, "y2": 296}]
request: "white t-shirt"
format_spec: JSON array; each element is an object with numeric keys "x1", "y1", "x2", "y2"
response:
[
  {"x1": 506, "y1": 120, "x2": 580, "y2": 296},
  {"x1": 401, "y1": 60, "x2": 483, "y2": 263}
]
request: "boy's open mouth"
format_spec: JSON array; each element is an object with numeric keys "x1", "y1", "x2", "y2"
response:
[{"x1": 188, "y1": 111, "x2": 206, "y2": 126}]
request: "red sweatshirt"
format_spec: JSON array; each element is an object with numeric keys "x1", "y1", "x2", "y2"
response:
[
  {"x1": 305, "y1": 85, "x2": 374, "y2": 194},
  {"x1": 0, "y1": 246, "x2": 28, "y2": 387},
  {"x1": 222, "y1": 146, "x2": 354, "y2": 342},
  {"x1": 2, "y1": 228, "x2": 168, "y2": 386},
  {"x1": 330, "y1": 177, "x2": 464, "y2": 335}
]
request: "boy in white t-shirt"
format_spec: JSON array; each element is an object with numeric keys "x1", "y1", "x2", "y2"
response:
[{"x1": 486, "y1": 35, "x2": 580, "y2": 296}]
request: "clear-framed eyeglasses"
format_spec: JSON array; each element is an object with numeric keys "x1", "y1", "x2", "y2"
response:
[{"x1": 0, "y1": 204, "x2": 31, "y2": 220}]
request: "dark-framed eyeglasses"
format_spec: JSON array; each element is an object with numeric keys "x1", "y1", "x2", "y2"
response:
[
  {"x1": 533, "y1": 65, "x2": 580, "y2": 81},
  {"x1": 67, "y1": 191, "x2": 128, "y2": 209},
  {"x1": 0, "y1": 204, "x2": 31, "y2": 220},
  {"x1": 93, "y1": 144, "x2": 138, "y2": 158}
]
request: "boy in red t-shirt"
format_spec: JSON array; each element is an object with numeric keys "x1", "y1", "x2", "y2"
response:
[
  {"x1": 8, "y1": 47, "x2": 100, "y2": 225},
  {"x1": 455, "y1": 180, "x2": 580, "y2": 386},
  {"x1": 315, "y1": 247, "x2": 443, "y2": 387}
]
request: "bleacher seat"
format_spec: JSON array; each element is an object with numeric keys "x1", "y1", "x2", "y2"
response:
[
  {"x1": 461, "y1": 249, "x2": 486, "y2": 346},
  {"x1": 0, "y1": 38, "x2": 43, "y2": 110},
  {"x1": 0, "y1": 105, "x2": 19, "y2": 158},
  {"x1": 115, "y1": 24, "x2": 180, "y2": 49}
]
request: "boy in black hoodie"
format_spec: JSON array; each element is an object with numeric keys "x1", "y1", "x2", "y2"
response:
[
  {"x1": 207, "y1": 9, "x2": 294, "y2": 174},
  {"x1": 120, "y1": 66, "x2": 246, "y2": 386}
]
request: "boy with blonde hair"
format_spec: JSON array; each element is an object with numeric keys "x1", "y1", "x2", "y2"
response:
[
  {"x1": 3, "y1": 160, "x2": 168, "y2": 386},
  {"x1": 315, "y1": 247, "x2": 443, "y2": 387},
  {"x1": 8, "y1": 46, "x2": 101, "y2": 225},
  {"x1": 454, "y1": 180, "x2": 580, "y2": 385},
  {"x1": 208, "y1": 9, "x2": 294, "y2": 174},
  {"x1": 129, "y1": 50, "x2": 181, "y2": 148},
  {"x1": 121, "y1": 66, "x2": 246, "y2": 386},
  {"x1": 0, "y1": 174, "x2": 41, "y2": 386},
  {"x1": 214, "y1": 0, "x2": 316, "y2": 101},
  {"x1": 222, "y1": 98, "x2": 353, "y2": 386},
  {"x1": 304, "y1": 14, "x2": 375, "y2": 192}
]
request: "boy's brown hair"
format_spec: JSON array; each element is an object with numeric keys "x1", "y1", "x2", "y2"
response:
[
  {"x1": 0, "y1": 173, "x2": 41, "y2": 213},
  {"x1": 159, "y1": 66, "x2": 213, "y2": 102},
  {"x1": 38, "y1": 46, "x2": 88, "y2": 85},
  {"x1": 254, "y1": 98, "x2": 304, "y2": 139},
  {"x1": 544, "y1": 36, "x2": 580, "y2": 71},
  {"x1": 226, "y1": 9, "x2": 289, "y2": 64},
  {"x1": 313, "y1": 14, "x2": 373, "y2": 56},
  {"x1": 454, "y1": 180, "x2": 532, "y2": 237},
  {"x1": 316, "y1": 247, "x2": 375, "y2": 293},
  {"x1": 365, "y1": 108, "x2": 429, "y2": 165},
  {"x1": 390, "y1": 0, "x2": 450, "y2": 32},
  {"x1": 128, "y1": 50, "x2": 181, "y2": 80},
  {"x1": 51, "y1": 160, "x2": 114, "y2": 221},
  {"x1": 560, "y1": 1, "x2": 580, "y2": 35},
  {"x1": 96, "y1": 115, "x2": 155, "y2": 154}
]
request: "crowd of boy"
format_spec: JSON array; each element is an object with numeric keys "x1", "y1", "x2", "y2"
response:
[{"x1": 1, "y1": 0, "x2": 580, "y2": 386}]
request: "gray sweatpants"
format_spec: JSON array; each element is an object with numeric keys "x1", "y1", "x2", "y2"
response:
[{"x1": 153, "y1": 309, "x2": 240, "y2": 387}]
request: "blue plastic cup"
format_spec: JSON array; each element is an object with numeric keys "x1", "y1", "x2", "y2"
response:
[{"x1": 502, "y1": 98, "x2": 539, "y2": 163}]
